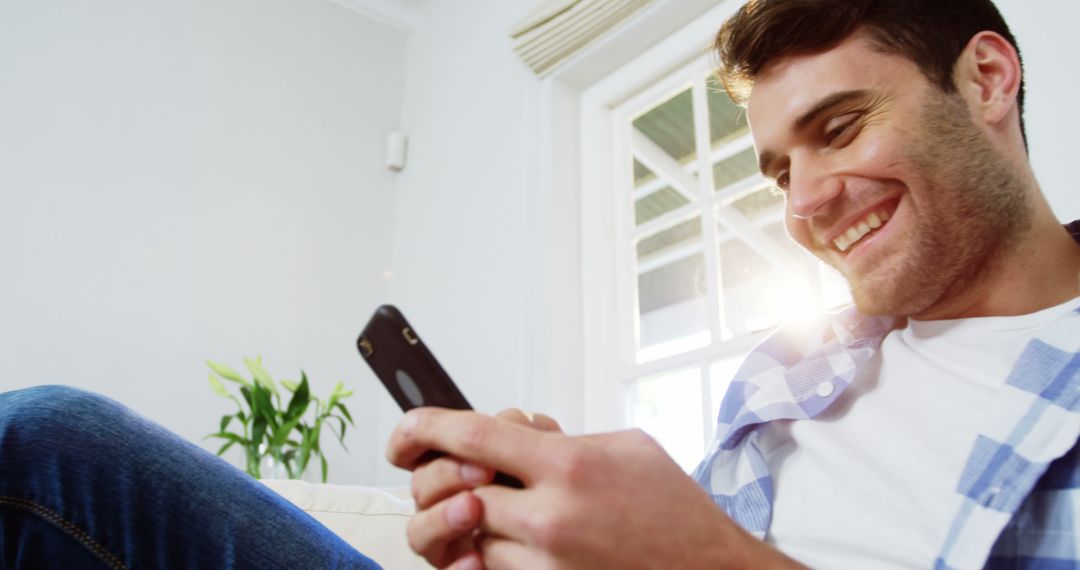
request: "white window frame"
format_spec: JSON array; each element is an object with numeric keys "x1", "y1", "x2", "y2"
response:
[
  {"x1": 576, "y1": 2, "x2": 749, "y2": 435},
  {"x1": 516, "y1": 0, "x2": 739, "y2": 436}
]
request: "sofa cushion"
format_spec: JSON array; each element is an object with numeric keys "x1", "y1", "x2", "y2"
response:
[{"x1": 260, "y1": 479, "x2": 431, "y2": 569}]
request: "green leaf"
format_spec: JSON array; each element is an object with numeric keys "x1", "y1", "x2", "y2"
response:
[
  {"x1": 336, "y1": 402, "x2": 354, "y2": 425},
  {"x1": 281, "y1": 379, "x2": 299, "y2": 392},
  {"x1": 285, "y1": 375, "x2": 311, "y2": 421},
  {"x1": 298, "y1": 425, "x2": 319, "y2": 472},
  {"x1": 246, "y1": 445, "x2": 261, "y2": 478},
  {"x1": 333, "y1": 379, "x2": 354, "y2": 399},
  {"x1": 208, "y1": 374, "x2": 230, "y2": 398},
  {"x1": 331, "y1": 416, "x2": 349, "y2": 450},
  {"x1": 205, "y1": 431, "x2": 245, "y2": 444},
  {"x1": 270, "y1": 416, "x2": 303, "y2": 448},
  {"x1": 247, "y1": 386, "x2": 261, "y2": 417},
  {"x1": 216, "y1": 440, "x2": 237, "y2": 456},
  {"x1": 320, "y1": 453, "x2": 329, "y2": 483},
  {"x1": 252, "y1": 416, "x2": 267, "y2": 448},
  {"x1": 244, "y1": 357, "x2": 279, "y2": 396},
  {"x1": 251, "y1": 384, "x2": 278, "y2": 431},
  {"x1": 239, "y1": 386, "x2": 253, "y2": 409},
  {"x1": 327, "y1": 382, "x2": 352, "y2": 408},
  {"x1": 297, "y1": 446, "x2": 310, "y2": 474},
  {"x1": 207, "y1": 361, "x2": 251, "y2": 386},
  {"x1": 219, "y1": 415, "x2": 233, "y2": 433}
]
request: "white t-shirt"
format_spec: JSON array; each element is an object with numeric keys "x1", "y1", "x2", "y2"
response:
[{"x1": 761, "y1": 296, "x2": 1080, "y2": 569}]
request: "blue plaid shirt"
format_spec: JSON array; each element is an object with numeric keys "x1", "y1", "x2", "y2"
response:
[{"x1": 694, "y1": 226, "x2": 1080, "y2": 570}]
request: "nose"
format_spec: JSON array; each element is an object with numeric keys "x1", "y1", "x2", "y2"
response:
[{"x1": 787, "y1": 154, "x2": 842, "y2": 220}]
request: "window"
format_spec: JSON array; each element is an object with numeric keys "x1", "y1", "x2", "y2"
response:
[{"x1": 607, "y1": 57, "x2": 851, "y2": 471}]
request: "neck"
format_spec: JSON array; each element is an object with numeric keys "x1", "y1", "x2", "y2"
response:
[{"x1": 914, "y1": 205, "x2": 1080, "y2": 321}]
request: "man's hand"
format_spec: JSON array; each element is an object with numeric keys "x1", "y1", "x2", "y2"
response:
[
  {"x1": 387, "y1": 408, "x2": 802, "y2": 570},
  {"x1": 401, "y1": 409, "x2": 562, "y2": 568}
]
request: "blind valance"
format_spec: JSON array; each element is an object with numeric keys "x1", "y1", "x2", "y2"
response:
[{"x1": 510, "y1": 0, "x2": 656, "y2": 77}]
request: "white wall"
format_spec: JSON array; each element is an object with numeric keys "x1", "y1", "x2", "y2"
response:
[
  {"x1": 995, "y1": 0, "x2": 1080, "y2": 219},
  {"x1": 375, "y1": 0, "x2": 542, "y2": 485},
  {"x1": 0, "y1": 0, "x2": 408, "y2": 484}
]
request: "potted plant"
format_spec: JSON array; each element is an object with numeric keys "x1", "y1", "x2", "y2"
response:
[{"x1": 205, "y1": 357, "x2": 354, "y2": 482}]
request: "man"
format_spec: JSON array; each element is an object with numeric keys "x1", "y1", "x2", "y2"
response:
[{"x1": 387, "y1": 0, "x2": 1080, "y2": 568}]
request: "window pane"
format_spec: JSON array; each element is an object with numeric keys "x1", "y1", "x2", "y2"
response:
[
  {"x1": 634, "y1": 160, "x2": 691, "y2": 226},
  {"x1": 637, "y1": 253, "x2": 709, "y2": 355},
  {"x1": 632, "y1": 159, "x2": 653, "y2": 186},
  {"x1": 707, "y1": 77, "x2": 749, "y2": 147},
  {"x1": 763, "y1": 221, "x2": 797, "y2": 250},
  {"x1": 712, "y1": 147, "x2": 759, "y2": 191},
  {"x1": 635, "y1": 186, "x2": 689, "y2": 227},
  {"x1": 763, "y1": 222, "x2": 855, "y2": 316},
  {"x1": 717, "y1": 236, "x2": 789, "y2": 335},
  {"x1": 727, "y1": 185, "x2": 785, "y2": 219},
  {"x1": 716, "y1": 217, "x2": 826, "y2": 333},
  {"x1": 633, "y1": 87, "x2": 697, "y2": 166},
  {"x1": 629, "y1": 368, "x2": 705, "y2": 472},
  {"x1": 718, "y1": 238, "x2": 772, "y2": 290},
  {"x1": 637, "y1": 216, "x2": 701, "y2": 259}
]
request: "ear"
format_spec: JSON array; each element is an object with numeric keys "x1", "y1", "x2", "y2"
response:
[{"x1": 954, "y1": 31, "x2": 1022, "y2": 127}]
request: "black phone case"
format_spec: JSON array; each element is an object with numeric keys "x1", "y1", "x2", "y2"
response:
[
  {"x1": 357, "y1": 305, "x2": 472, "y2": 411},
  {"x1": 356, "y1": 304, "x2": 524, "y2": 489}
]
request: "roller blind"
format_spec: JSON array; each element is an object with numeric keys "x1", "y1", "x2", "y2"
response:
[{"x1": 510, "y1": 0, "x2": 656, "y2": 77}]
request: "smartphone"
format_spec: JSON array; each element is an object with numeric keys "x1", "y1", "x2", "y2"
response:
[
  {"x1": 357, "y1": 304, "x2": 523, "y2": 488},
  {"x1": 357, "y1": 305, "x2": 471, "y2": 411}
]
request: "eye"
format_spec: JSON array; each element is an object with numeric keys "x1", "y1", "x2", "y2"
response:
[
  {"x1": 823, "y1": 112, "x2": 861, "y2": 145},
  {"x1": 774, "y1": 171, "x2": 790, "y2": 193}
]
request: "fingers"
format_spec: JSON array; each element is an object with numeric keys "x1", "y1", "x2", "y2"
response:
[
  {"x1": 412, "y1": 455, "x2": 494, "y2": 509},
  {"x1": 494, "y1": 408, "x2": 532, "y2": 423},
  {"x1": 529, "y1": 412, "x2": 562, "y2": 433},
  {"x1": 471, "y1": 484, "x2": 552, "y2": 547},
  {"x1": 388, "y1": 408, "x2": 555, "y2": 479},
  {"x1": 495, "y1": 408, "x2": 562, "y2": 433},
  {"x1": 447, "y1": 551, "x2": 484, "y2": 570},
  {"x1": 396, "y1": 409, "x2": 563, "y2": 568},
  {"x1": 477, "y1": 535, "x2": 550, "y2": 570},
  {"x1": 406, "y1": 490, "x2": 483, "y2": 568}
]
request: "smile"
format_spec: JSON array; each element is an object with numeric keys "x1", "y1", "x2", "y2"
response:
[{"x1": 832, "y1": 203, "x2": 897, "y2": 253}]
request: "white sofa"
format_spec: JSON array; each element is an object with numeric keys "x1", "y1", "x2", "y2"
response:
[{"x1": 260, "y1": 479, "x2": 432, "y2": 569}]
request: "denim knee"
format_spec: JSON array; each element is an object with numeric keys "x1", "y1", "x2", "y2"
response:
[{"x1": 0, "y1": 385, "x2": 127, "y2": 444}]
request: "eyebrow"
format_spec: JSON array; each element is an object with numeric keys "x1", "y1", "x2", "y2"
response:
[{"x1": 757, "y1": 89, "x2": 872, "y2": 176}]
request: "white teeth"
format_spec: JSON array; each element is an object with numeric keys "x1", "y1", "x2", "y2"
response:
[{"x1": 832, "y1": 209, "x2": 893, "y2": 252}]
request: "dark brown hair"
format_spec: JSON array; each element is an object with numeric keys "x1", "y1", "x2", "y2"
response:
[{"x1": 715, "y1": 0, "x2": 1025, "y2": 139}]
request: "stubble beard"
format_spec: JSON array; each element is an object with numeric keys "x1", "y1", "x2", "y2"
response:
[{"x1": 848, "y1": 93, "x2": 1031, "y2": 317}]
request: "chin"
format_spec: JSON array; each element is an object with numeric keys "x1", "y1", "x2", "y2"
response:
[
  {"x1": 849, "y1": 290, "x2": 897, "y2": 316},
  {"x1": 847, "y1": 274, "x2": 935, "y2": 317},
  {"x1": 851, "y1": 295, "x2": 905, "y2": 316}
]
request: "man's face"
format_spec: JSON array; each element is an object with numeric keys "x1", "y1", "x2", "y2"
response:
[{"x1": 747, "y1": 32, "x2": 1026, "y2": 317}]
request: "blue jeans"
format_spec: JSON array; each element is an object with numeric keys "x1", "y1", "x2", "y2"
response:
[{"x1": 0, "y1": 386, "x2": 381, "y2": 569}]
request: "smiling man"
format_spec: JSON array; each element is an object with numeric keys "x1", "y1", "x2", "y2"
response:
[{"x1": 389, "y1": 1, "x2": 1080, "y2": 569}]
